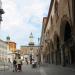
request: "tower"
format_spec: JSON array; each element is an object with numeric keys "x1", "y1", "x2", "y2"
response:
[
  {"x1": 28, "y1": 32, "x2": 34, "y2": 46},
  {"x1": 28, "y1": 32, "x2": 34, "y2": 64}
]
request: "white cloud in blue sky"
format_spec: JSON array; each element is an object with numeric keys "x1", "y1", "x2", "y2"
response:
[{"x1": 1, "y1": 0, "x2": 50, "y2": 48}]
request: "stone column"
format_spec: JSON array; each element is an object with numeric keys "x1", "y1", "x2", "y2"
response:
[
  {"x1": 50, "y1": 52, "x2": 52, "y2": 64},
  {"x1": 41, "y1": 53, "x2": 44, "y2": 64},
  {"x1": 55, "y1": 51, "x2": 57, "y2": 65},
  {"x1": 54, "y1": 48, "x2": 57, "y2": 65},
  {"x1": 51, "y1": 52, "x2": 53, "y2": 64},
  {"x1": 61, "y1": 44, "x2": 66, "y2": 66},
  {"x1": 48, "y1": 43, "x2": 50, "y2": 64},
  {"x1": 48, "y1": 53, "x2": 50, "y2": 64},
  {"x1": 69, "y1": 49, "x2": 72, "y2": 64}
]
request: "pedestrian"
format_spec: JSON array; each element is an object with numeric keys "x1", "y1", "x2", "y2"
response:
[
  {"x1": 32, "y1": 59, "x2": 37, "y2": 68},
  {"x1": 38, "y1": 60, "x2": 41, "y2": 67},
  {"x1": 25, "y1": 58, "x2": 28, "y2": 64},
  {"x1": 13, "y1": 58, "x2": 17, "y2": 72},
  {"x1": 17, "y1": 57, "x2": 22, "y2": 72}
]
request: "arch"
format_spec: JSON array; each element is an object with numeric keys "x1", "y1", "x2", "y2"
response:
[
  {"x1": 60, "y1": 15, "x2": 72, "y2": 43},
  {"x1": 50, "y1": 40, "x2": 54, "y2": 64},
  {"x1": 64, "y1": 22, "x2": 71, "y2": 41},
  {"x1": 60, "y1": 15, "x2": 75, "y2": 65}
]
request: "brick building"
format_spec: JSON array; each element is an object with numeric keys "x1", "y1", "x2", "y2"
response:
[{"x1": 6, "y1": 36, "x2": 16, "y2": 53}]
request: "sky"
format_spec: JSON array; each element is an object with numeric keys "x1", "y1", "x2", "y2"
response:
[{"x1": 1, "y1": 0, "x2": 50, "y2": 48}]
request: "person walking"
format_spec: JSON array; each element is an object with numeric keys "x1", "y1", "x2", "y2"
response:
[
  {"x1": 17, "y1": 57, "x2": 22, "y2": 72},
  {"x1": 25, "y1": 58, "x2": 28, "y2": 64},
  {"x1": 13, "y1": 58, "x2": 17, "y2": 72}
]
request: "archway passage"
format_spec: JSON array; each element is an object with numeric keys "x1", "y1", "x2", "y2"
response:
[
  {"x1": 63, "y1": 21, "x2": 75, "y2": 65},
  {"x1": 64, "y1": 22, "x2": 71, "y2": 42},
  {"x1": 50, "y1": 41, "x2": 54, "y2": 64}
]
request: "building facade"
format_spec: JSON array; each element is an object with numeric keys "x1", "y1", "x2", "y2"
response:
[
  {"x1": 6, "y1": 36, "x2": 16, "y2": 53},
  {"x1": 40, "y1": 0, "x2": 75, "y2": 66},
  {"x1": 5, "y1": 36, "x2": 16, "y2": 62},
  {"x1": 20, "y1": 33, "x2": 39, "y2": 63},
  {"x1": 0, "y1": 39, "x2": 8, "y2": 63},
  {"x1": 0, "y1": 0, "x2": 5, "y2": 63},
  {"x1": 7, "y1": 42, "x2": 16, "y2": 52},
  {"x1": 20, "y1": 46, "x2": 38, "y2": 61}
]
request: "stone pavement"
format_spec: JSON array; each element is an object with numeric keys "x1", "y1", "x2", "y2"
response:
[
  {"x1": 0, "y1": 64, "x2": 41, "y2": 75},
  {"x1": 0, "y1": 64, "x2": 48, "y2": 75},
  {"x1": 0, "y1": 66, "x2": 9, "y2": 71},
  {"x1": 0, "y1": 62, "x2": 10, "y2": 71},
  {"x1": 0, "y1": 63, "x2": 75, "y2": 75},
  {"x1": 41, "y1": 64, "x2": 75, "y2": 75}
]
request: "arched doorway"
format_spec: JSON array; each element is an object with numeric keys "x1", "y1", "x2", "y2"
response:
[
  {"x1": 47, "y1": 42, "x2": 51, "y2": 64},
  {"x1": 64, "y1": 21, "x2": 75, "y2": 65},
  {"x1": 64, "y1": 21, "x2": 72, "y2": 65},
  {"x1": 60, "y1": 17, "x2": 75, "y2": 66},
  {"x1": 64, "y1": 22, "x2": 71, "y2": 41}
]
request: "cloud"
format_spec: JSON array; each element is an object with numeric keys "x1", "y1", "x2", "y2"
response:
[
  {"x1": 2, "y1": 0, "x2": 23, "y2": 30},
  {"x1": 1, "y1": 0, "x2": 50, "y2": 48}
]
